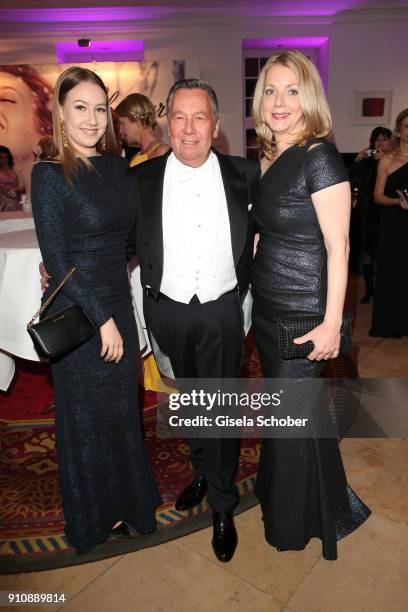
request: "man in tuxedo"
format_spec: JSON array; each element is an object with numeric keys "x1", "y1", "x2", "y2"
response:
[{"x1": 131, "y1": 78, "x2": 258, "y2": 562}]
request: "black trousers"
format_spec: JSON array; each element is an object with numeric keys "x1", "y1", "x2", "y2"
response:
[{"x1": 144, "y1": 290, "x2": 244, "y2": 512}]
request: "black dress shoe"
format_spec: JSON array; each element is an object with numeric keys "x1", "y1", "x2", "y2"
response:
[
  {"x1": 175, "y1": 476, "x2": 207, "y2": 511},
  {"x1": 212, "y1": 511, "x2": 238, "y2": 562},
  {"x1": 110, "y1": 522, "x2": 132, "y2": 539}
]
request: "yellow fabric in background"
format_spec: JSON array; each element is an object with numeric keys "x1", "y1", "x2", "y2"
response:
[
  {"x1": 129, "y1": 151, "x2": 175, "y2": 393},
  {"x1": 130, "y1": 153, "x2": 149, "y2": 167},
  {"x1": 143, "y1": 352, "x2": 176, "y2": 394}
]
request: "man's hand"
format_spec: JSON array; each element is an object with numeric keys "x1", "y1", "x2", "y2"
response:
[{"x1": 39, "y1": 261, "x2": 51, "y2": 292}]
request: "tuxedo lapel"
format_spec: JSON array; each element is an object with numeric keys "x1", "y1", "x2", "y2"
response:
[
  {"x1": 215, "y1": 150, "x2": 249, "y2": 266},
  {"x1": 139, "y1": 151, "x2": 170, "y2": 265},
  {"x1": 139, "y1": 149, "x2": 248, "y2": 269}
]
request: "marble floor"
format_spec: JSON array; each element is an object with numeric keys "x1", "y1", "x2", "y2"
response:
[{"x1": 1, "y1": 277, "x2": 408, "y2": 612}]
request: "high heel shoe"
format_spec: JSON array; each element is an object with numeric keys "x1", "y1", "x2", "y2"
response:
[{"x1": 110, "y1": 522, "x2": 132, "y2": 539}]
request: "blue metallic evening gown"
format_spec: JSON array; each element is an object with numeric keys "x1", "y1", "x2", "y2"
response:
[
  {"x1": 31, "y1": 154, "x2": 161, "y2": 552},
  {"x1": 251, "y1": 139, "x2": 371, "y2": 560}
]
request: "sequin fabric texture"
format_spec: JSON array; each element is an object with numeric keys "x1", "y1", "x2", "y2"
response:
[
  {"x1": 251, "y1": 139, "x2": 371, "y2": 559},
  {"x1": 31, "y1": 155, "x2": 162, "y2": 552}
]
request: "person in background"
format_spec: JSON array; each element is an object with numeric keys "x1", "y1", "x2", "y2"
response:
[
  {"x1": 0, "y1": 145, "x2": 21, "y2": 212},
  {"x1": 0, "y1": 64, "x2": 53, "y2": 196},
  {"x1": 116, "y1": 93, "x2": 171, "y2": 393},
  {"x1": 22, "y1": 135, "x2": 56, "y2": 213},
  {"x1": 115, "y1": 93, "x2": 170, "y2": 167},
  {"x1": 250, "y1": 50, "x2": 370, "y2": 560},
  {"x1": 349, "y1": 127, "x2": 392, "y2": 303},
  {"x1": 370, "y1": 108, "x2": 408, "y2": 337},
  {"x1": 31, "y1": 66, "x2": 161, "y2": 554},
  {"x1": 37, "y1": 135, "x2": 54, "y2": 161}
]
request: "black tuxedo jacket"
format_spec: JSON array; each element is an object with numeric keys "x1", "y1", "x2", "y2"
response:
[{"x1": 128, "y1": 148, "x2": 259, "y2": 299}]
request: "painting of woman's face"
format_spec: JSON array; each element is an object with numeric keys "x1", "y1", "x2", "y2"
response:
[{"x1": 0, "y1": 71, "x2": 43, "y2": 163}]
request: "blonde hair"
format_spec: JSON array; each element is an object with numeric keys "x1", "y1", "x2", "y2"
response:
[
  {"x1": 52, "y1": 66, "x2": 120, "y2": 184},
  {"x1": 251, "y1": 50, "x2": 332, "y2": 157},
  {"x1": 115, "y1": 93, "x2": 157, "y2": 129},
  {"x1": 391, "y1": 107, "x2": 408, "y2": 151}
]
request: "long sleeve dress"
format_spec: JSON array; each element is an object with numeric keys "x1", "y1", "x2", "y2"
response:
[
  {"x1": 251, "y1": 139, "x2": 371, "y2": 560},
  {"x1": 31, "y1": 154, "x2": 162, "y2": 553}
]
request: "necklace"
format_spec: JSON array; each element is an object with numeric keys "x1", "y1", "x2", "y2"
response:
[{"x1": 140, "y1": 142, "x2": 161, "y2": 157}]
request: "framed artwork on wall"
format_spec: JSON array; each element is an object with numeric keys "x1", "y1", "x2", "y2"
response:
[{"x1": 352, "y1": 90, "x2": 392, "y2": 125}]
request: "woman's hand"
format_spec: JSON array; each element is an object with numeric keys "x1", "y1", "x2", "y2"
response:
[
  {"x1": 39, "y1": 261, "x2": 50, "y2": 292},
  {"x1": 100, "y1": 318, "x2": 124, "y2": 363},
  {"x1": 355, "y1": 148, "x2": 369, "y2": 162},
  {"x1": 293, "y1": 322, "x2": 341, "y2": 361},
  {"x1": 253, "y1": 233, "x2": 260, "y2": 256},
  {"x1": 396, "y1": 190, "x2": 408, "y2": 210}
]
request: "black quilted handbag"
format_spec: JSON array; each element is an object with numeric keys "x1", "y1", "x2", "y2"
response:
[{"x1": 276, "y1": 312, "x2": 352, "y2": 360}]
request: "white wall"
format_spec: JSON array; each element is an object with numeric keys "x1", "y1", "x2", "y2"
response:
[{"x1": 1, "y1": 11, "x2": 407, "y2": 155}]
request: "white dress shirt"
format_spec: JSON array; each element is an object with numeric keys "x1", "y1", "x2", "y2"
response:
[{"x1": 161, "y1": 151, "x2": 237, "y2": 304}]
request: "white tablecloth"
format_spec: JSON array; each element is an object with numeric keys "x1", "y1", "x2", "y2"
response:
[
  {"x1": 0, "y1": 211, "x2": 35, "y2": 234},
  {"x1": 0, "y1": 217, "x2": 149, "y2": 390}
]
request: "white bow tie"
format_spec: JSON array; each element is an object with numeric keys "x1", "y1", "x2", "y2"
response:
[{"x1": 177, "y1": 159, "x2": 214, "y2": 183}]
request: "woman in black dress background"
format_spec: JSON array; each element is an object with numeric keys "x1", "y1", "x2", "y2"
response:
[
  {"x1": 370, "y1": 108, "x2": 408, "y2": 337},
  {"x1": 31, "y1": 67, "x2": 161, "y2": 554},
  {"x1": 349, "y1": 127, "x2": 392, "y2": 303},
  {"x1": 250, "y1": 50, "x2": 370, "y2": 560}
]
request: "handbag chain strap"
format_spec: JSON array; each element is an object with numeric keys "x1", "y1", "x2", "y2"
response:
[{"x1": 27, "y1": 267, "x2": 76, "y2": 328}]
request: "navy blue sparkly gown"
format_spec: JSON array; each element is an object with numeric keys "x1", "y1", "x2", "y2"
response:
[
  {"x1": 31, "y1": 154, "x2": 162, "y2": 552},
  {"x1": 251, "y1": 139, "x2": 371, "y2": 560}
]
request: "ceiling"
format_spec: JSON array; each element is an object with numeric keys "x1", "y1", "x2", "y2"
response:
[
  {"x1": 0, "y1": 0, "x2": 406, "y2": 34},
  {"x1": 1, "y1": 0, "x2": 407, "y2": 14}
]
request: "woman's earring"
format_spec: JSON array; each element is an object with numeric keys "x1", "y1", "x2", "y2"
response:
[
  {"x1": 61, "y1": 121, "x2": 68, "y2": 148},
  {"x1": 101, "y1": 133, "x2": 107, "y2": 152}
]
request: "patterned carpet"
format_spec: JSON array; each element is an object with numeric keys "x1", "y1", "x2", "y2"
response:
[{"x1": 0, "y1": 332, "x2": 357, "y2": 573}]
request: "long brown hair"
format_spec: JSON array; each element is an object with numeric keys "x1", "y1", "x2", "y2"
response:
[
  {"x1": 52, "y1": 66, "x2": 120, "y2": 183},
  {"x1": 251, "y1": 50, "x2": 332, "y2": 158}
]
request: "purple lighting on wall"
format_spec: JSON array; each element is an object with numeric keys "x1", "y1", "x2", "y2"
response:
[
  {"x1": 55, "y1": 40, "x2": 144, "y2": 64},
  {"x1": 243, "y1": 37, "x2": 328, "y2": 49},
  {"x1": 0, "y1": 7, "x2": 174, "y2": 23}
]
